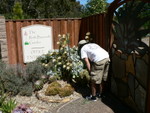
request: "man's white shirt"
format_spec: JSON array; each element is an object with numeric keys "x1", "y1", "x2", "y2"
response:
[{"x1": 80, "y1": 43, "x2": 109, "y2": 62}]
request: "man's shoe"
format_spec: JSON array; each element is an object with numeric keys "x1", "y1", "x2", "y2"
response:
[
  {"x1": 96, "y1": 93, "x2": 106, "y2": 99},
  {"x1": 86, "y1": 96, "x2": 97, "y2": 101},
  {"x1": 96, "y1": 94, "x2": 102, "y2": 98}
]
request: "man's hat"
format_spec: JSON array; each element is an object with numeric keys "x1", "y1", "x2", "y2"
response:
[{"x1": 78, "y1": 40, "x2": 87, "y2": 47}]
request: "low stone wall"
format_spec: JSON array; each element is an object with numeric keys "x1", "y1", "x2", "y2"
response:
[{"x1": 0, "y1": 16, "x2": 8, "y2": 63}]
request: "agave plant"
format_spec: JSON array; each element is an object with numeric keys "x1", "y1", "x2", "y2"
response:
[
  {"x1": 112, "y1": 1, "x2": 150, "y2": 55},
  {"x1": 0, "y1": 98, "x2": 17, "y2": 113}
]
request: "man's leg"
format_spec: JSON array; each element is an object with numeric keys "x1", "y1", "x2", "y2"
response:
[
  {"x1": 91, "y1": 81, "x2": 96, "y2": 96},
  {"x1": 86, "y1": 81, "x2": 97, "y2": 101},
  {"x1": 103, "y1": 60, "x2": 110, "y2": 81}
]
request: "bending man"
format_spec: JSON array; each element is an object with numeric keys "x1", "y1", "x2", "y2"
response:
[{"x1": 78, "y1": 40, "x2": 110, "y2": 101}]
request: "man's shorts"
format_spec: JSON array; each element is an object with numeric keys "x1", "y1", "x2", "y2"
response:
[{"x1": 90, "y1": 58, "x2": 110, "y2": 84}]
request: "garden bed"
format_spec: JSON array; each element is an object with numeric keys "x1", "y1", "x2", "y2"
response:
[{"x1": 12, "y1": 81, "x2": 82, "y2": 113}]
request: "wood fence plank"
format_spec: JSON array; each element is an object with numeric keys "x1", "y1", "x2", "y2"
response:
[
  {"x1": 74, "y1": 19, "x2": 81, "y2": 46},
  {"x1": 60, "y1": 20, "x2": 67, "y2": 34},
  {"x1": 16, "y1": 21, "x2": 24, "y2": 65},
  {"x1": 67, "y1": 20, "x2": 73, "y2": 47},
  {"x1": 8, "y1": 21, "x2": 18, "y2": 64},
  {"x1": 71, "y1": 20, "x2": 75, "y2": 47},
  {"x1": 53, "y1": 20, "x2": 60, "y2": 49},
  {"x1": 95, "y1": 15, "x2": 99, "y2": 45},
  {"x1": 99, "y1": 14, "x2": 103, "y2": 48}
]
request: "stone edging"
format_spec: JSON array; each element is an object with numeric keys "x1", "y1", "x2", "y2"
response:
[
  {"x1": 36, "y1": 92, "x2": 74, "y2": 103},
  {"x1": 35, "y1": 82, "x2": 82, "y2": 103}
]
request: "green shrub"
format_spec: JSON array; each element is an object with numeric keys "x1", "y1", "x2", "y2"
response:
[
  {"x1": 19, "y1": 82, "x2": 33, "y2": 96},
  {"x1": 45, "y1": 81, "x2": 74, "y2": 97},
  {"x1": 2, "y1": 66, "x2": 25, "y2": 95},
  {"x1": 0, "y1": 63, "x2": 33, "y2": 96},
  {"x1": 59, "y1": 84, "x2": 74, "y2": 97},
  {"x1": 48, "y1": 81, "x2": 61, "y2": 88},
  {"x1": 45, "y1": 81, "x2": 61, "y2": 96},
  {"x1": 45, "y1": 86, "x2": 60, "y2": 96},
  {"x1": 25, "y1": 61, "x2": 46, "y2": 83},
  {"x1": 74, "y1": 69, "x2": 90, "y2": 86},
  {"x1": 0, "y1": 94, "x2": 6, "y2": 107}
]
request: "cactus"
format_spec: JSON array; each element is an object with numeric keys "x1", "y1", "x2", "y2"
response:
[
  {"x1": 34, "y1": 80, "x2": 44, "y2": 91},
  {"x1": 59, "y1": 84, "x2": 74, "y2": 97}
]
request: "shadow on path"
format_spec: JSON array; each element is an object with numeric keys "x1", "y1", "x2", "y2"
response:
[
  {"x1": 50, "y1": 85, "x2": 137, "y2": 113},
  {"x1": 101, "y1": 93, "x2": 136, "y2": 113}
]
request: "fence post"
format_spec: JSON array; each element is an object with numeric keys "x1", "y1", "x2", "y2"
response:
[{"x1": 0, "y1": 16, "x2": 8, "y2": 63}]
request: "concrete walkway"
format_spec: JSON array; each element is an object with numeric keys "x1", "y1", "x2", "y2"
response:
[{"x1": 49, "y1": 93, "x2": 136, "y2": 113}]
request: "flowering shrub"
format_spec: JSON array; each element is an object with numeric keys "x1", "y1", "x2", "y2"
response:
[{"x1": 37, "y1": 33, "x2": 86, "y2": 83}]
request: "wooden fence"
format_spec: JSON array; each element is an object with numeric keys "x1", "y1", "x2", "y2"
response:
[
  {"x1": 5, "y1": 14, "x2": 106, "y2": 64},
  {"x1": 79, "y1": 14, "x2": 107, "y2": 49}
]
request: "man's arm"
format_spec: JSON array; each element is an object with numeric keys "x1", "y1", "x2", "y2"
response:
[{"x1": 84, "y1": 58, "x2": 91, "y2": 72}]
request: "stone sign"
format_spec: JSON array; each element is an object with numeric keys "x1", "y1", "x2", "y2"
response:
[{"x1": 21, "y1": 24, "x2": 53, "y2": 63}]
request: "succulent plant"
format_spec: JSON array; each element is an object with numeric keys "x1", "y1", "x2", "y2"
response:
[
  {"x1": 45, "y1": 86, "x2": 60, "y2": 96},
  {"x1": 40, "y1": 75, "x2": 48, "y2": 84},
  {"x1": 34, "y1": 80, "x2": 44, "y2": 91},
  {"x1": 0, "y1": 98, "x2": 17, "y2": 113},
  {"x1": 48, "y1": 75, "x2": 60, "y2": 83},
  {"x1": 48, "y1": 81, "x2": 61, "y2": 88},
  {"x1": 59, "y1": 84, "x2": 74, "y2": 97}
]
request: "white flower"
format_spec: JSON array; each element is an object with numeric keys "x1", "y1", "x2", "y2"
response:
[
  {"x1": 64, "y1": 51, "x2": 67, "y2": 55},
  {"x1": 58, "y1": 62, "x2": 62, "y2": 65},
  {"x1": 57, "y1": 41, "x2": 60, "y2": 45},
  {"x1": 62, "y1": 34, "x2": 66, "y2": 38},
  {"x1": 85, "y1": 36, "x2": 89, "y2": 39},
  {"x1": 69, "y1": 63, "x2": 72, "y2": 67},
  {"x1": 57, "y1": 57, "x2": 61, "y2": 60},
  {"x1": 45, "y1": 64, "x2": 48, "y2": 67},
  {"x1": 63, "y1": 65, "x2": 66, "y2": 68},
  {"x1": 49, "y1": 53, "x2": 53, "y2": 56},
  {"x1": 60, "y1": 47, "x2": 63, "y2": 50},
  {"x1": 66, "y1": 62, "x2": 70, "y2": 65},
  {"x1": 86, "y1": 32, "x2": 90, "y2": 36},
  {"x1": 66, "y1": 66, "x2": 70, "y2": 70},
  {"x1": 62, "y1": 45, "x2": 65, "y2": 48},
  {"x1": 52, "y1": 59, "x2": 56, "y2": 62},
  {"x1": 58, "y1": 34, "x2": 61, "y2": 38}
]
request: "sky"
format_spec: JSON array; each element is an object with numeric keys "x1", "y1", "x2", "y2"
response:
[{"x1": 76, "y1": 0, "x2": 114, "y2": 5}]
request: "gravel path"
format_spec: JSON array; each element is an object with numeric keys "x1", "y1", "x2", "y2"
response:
[{"x1": 12, "y1": 93, "x2": 62, "y2": 113}]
